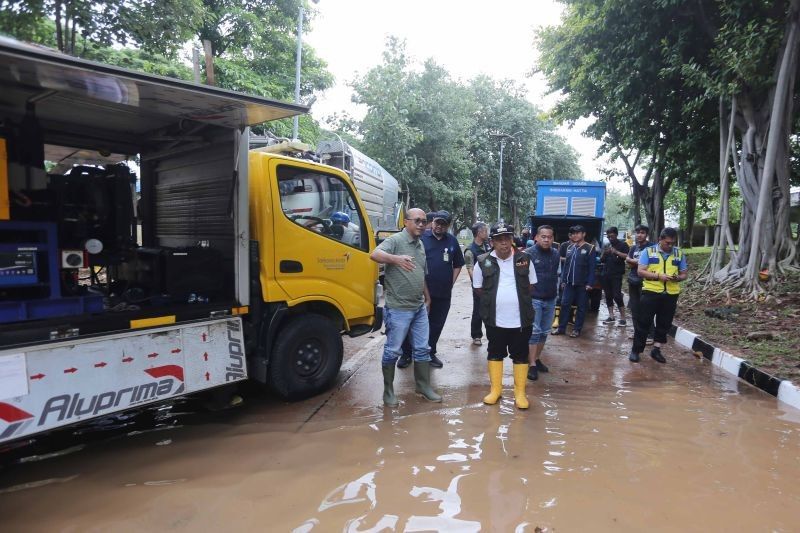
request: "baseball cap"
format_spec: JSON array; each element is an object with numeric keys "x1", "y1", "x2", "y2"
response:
[
  {"x1": 569, "y1": 224, "x2": 586, "y2": 233},
  {"x1": 432, "y1": 210, "x2": 451, "y2": 224},
  {"x1": 490, "y1": 223, "x2": 514, "y2": 238}
]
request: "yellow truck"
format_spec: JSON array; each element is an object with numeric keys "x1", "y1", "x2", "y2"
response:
[{"x1": 0, "y1": 38, "x2": 380, "y2": 445}]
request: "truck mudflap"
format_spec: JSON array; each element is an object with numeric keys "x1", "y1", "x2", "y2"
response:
[{"x1": 0, "y1": 317, "x2": 247, "y2": 444}]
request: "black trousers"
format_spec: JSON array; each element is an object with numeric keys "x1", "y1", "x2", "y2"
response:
[
  {"x1": 470, "y1": 291, "x2": 484, "y2": 339},
  {"x1": 628, "y1": 282, "x2": 654, "y2": 337},
  {"x1": 602, "y1": 274, "x2": 625, "y2": 309},
  {"x1": 486, "y1": 325, "x2": 533, "y2": 364},
  {"x1": 402, "y1": 295, "x2": 452, "y2": 356},
  {"x1": 632, "y1": 291, "x2": 679, "y2": 354}
]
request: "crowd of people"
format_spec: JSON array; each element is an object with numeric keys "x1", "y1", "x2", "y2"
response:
[{"x1": 370, "y1": 208, "x2": 688, "y2": 409}]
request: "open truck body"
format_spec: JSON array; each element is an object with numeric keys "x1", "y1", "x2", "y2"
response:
[
  {"x1": 530, "y1": 180, "x2": 607, "y2": 312},
  {"x1": 0, "y1": 38, "x2": 380, "y2": 446}
]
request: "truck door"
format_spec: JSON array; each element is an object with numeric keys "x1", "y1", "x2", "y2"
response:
[{"x1": 271, "y1": 162, "x2": 377, "y2": 323}]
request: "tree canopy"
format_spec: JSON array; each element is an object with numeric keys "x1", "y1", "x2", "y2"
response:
[{"x1": 339, "y1": 38, "x2": 581, "y2": 231}]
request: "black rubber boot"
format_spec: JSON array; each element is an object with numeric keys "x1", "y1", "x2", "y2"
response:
[
  {"x1": 413, "y1": 361, "x2": 442, "y2": 402},
  {"x1": 382, "y1": 365, "x2": 399, "y2": 407}
]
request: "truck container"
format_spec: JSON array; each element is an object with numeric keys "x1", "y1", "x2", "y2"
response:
[
  {"x1": 0, "y1": 38, "x2": 380, "y2": 445},
  {"x1": 530, "y1": 179, "x2": 607, "y2": 312}
]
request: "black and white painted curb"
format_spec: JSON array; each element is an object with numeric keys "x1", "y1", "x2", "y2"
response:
[{"x1": 669, "y1": 324, "x2": 800, "y2": 411}]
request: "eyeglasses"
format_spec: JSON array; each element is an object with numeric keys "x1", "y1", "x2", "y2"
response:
[
  {"x1": 405, "y1": 218, "x2": 427, "y2": 226},
  {"x1": 433, "y1": 220, "x2": 449, "y2": 226},
  {"x1": 662, "y1": 240, "x2": 675, "y2": 246}
]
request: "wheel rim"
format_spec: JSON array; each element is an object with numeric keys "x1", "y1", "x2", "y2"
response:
[{"x1": 293, "y1": 339, "x2": 324, "y2": 378}]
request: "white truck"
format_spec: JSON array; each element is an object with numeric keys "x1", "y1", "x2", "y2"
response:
[
  {"x1": 0, "y1": 38, "x2": 382, "y2": 446},
  {"x1": 316, "y1": 140, "x2": 402, "y2": 233}
]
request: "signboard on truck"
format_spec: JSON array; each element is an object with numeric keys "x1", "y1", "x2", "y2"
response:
[{"x1": 535, "y1": 180, "x2": 606, "y2": 219}]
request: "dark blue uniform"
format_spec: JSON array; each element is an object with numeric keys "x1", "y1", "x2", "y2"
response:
[{"x1": 403, "y1": 229, "x2": 465, "y2": 358}]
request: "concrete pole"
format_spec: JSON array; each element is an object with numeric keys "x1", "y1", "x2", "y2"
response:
[
  {"x1": 292, "y1": 6, "x2": 305, "y2": 140},
  {"x1": 497, "y1": 139, "x2": 505, "y2": 223}
]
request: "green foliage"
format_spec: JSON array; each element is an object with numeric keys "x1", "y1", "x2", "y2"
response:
[
  {"x1": 604, "y1": 188, "x2": 635, "y2": 230},
  {"x1": 0, "y1": 0, "x2": 333, "y2": 135},
  {"x1": 344, "y1": 38, "x2": 581, "y2": 229}
]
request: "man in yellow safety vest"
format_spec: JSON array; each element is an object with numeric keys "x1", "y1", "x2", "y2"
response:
[{"x1": 628, "y1": 227, "x2": 688, "y2": 363}]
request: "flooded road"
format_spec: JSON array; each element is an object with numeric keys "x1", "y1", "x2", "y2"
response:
[{"x1": 2, "y1": 276, "x2": 800, "y2": 531}]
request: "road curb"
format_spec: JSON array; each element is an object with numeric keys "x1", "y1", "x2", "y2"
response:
[{"x1": 669, "y1": 324, "x2": 800, "y2": 411}]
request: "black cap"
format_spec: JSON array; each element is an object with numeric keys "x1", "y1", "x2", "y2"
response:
[
  {"x1": 490, "y1": 223, "x2": 514, "y2": 238},
  {"x1": 432, "y1": 210, "x2": 451, "y2": 224},
  {"x1": 426, "y1": 211, "x2": 436, "y2": 223},
  {"x1": 569, "y1": 224, "x2": 586, "y2": 233}
]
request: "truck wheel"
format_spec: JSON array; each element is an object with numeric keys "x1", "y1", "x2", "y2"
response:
[{"x1": 269, "y1": 313, "x2": 343, "y2": 400}]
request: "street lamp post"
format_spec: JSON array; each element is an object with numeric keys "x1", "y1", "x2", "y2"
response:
[
  {"x1": 491, "y1": 131, "x2": 522, "y2": 223},
  {"x1": 293, "y1": 1, "x2": 319, "y2": 140},
  {"x1": 292, "y1": 6, "x2": 305, "y2": 140}
]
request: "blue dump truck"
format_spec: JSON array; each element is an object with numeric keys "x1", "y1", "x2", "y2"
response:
[{"x1": 529, "y1": 180, "x2": 607, "y2": 311}]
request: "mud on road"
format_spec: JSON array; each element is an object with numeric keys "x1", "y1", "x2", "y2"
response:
[{"x1": 2, "y1": 276, "x2": 800, "y2": 531}]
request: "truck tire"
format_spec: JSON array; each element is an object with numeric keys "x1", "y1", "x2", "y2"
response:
[{"x1": 268, "y1": 313, "x2": 343, "y2": 400}]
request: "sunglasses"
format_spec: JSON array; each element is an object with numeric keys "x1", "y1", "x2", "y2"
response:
[{"x1": 405, "y1": 218, "x2": 427, "y2": 226}]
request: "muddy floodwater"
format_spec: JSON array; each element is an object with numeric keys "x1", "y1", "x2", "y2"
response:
[{"x1": 2, "y1": 277, "x2": 799, "y2": 531}]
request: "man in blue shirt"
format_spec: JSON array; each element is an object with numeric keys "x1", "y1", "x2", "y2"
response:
[
  {"x1": 398, "y1": 211, "x2": 465, "y2": 369},
  {"x1": 524, "y1": 224, "x2": 561, "y2": 380}
]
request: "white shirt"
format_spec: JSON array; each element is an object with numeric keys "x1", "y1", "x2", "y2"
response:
[{"x1": 472, "y1": 251, "x2": 537, "y2": 328}]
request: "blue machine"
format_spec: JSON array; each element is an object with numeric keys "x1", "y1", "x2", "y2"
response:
[{"x1": 0, "y1": 220, "x2": 102, "y2": 323}]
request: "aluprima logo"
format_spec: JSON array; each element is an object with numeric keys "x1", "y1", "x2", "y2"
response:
[
  {"x1": 226, "y1": 320, "x2": 245, "y2": 381},
  {"x1": 37, "y1": 365, "x2": 185, "y2": 426},
  {"x1": 0, "y1": 402, "x2": 35, "y2": 440}
]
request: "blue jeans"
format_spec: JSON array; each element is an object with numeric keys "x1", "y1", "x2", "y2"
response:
[
  {"x1": 557, "y1": 284, "x2": 589, "y2": 333},
  {"x1": 383, "y1": 305, "x2": 431, "y2": 365},
  {"x1": 530, "y1": 297, "x2": 557, "y2": 344}
]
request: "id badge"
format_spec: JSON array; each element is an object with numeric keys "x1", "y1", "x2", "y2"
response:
[{"x1": 443, "y1": 250, "x2": 449, "y2": 262}]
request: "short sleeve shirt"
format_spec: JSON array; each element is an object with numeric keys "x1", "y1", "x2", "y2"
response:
[
  {"x1": 602, "y1": 239, "x2": 630, "y2": 276},
  {"x1": 422, "y1": 230, "x2": 465, "y2": 298},
  {"x1": 376, "y1": 229, "x2": 428, "y2": 309}
]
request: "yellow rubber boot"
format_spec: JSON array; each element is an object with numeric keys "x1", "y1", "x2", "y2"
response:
[
  {"x1": 483, "y1": 360, "x2": 504, "y2": 405},
  {"x1": 513, "y1": 364, "x2": 530, "y2": 409}
]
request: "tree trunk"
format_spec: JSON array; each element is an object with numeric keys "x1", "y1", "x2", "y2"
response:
[
  {"x1": 684, "y1": 184, "x2": 697, "y2": 248},
  {"x1": 744, "y1": 11, "x2": 799, "y2": 289},
  {"x1": 55, "y1": 0, "x2": 64, "y2": 52}
]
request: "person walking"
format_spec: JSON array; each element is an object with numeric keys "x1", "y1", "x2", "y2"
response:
[
  {"x1": 370, "y1": 207, "x2": 442, "y2": 406},
  {"x1": 464, "y1": 222, "x2": 491, "y2": 346},
  {"x1": 524, "y1": 225, "x2": 560, "y2": 381},
  {"x1": 473, "y1": 223, "x2": 538, "y2": 409},
  {"x1": 600, "y1": 226, "x2": 630, "y2": 326},
  {"x1": 629, "y1": 227, "x2": 688, "y2": 363},
  {"x1": 553, "y1": 225, "x2": 596, "y2": 338},
  {"x1": 625, "y1": 224, "x2": 653, "y2": 343}
]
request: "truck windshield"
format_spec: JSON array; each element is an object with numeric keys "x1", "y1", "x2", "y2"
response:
[{"x1": 277, "y1": 165, "x2": 365, "y2": 250}]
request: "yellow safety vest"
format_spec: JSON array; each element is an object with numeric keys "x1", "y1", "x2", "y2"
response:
[{"x1": 642, "y1": 245, "x2": 685, "y2": 295}]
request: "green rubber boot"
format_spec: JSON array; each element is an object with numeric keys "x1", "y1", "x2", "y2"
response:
[
  {"x1": 382, "y1": 365, "x2": 399, "y2": 407},
  {"x1": 414, "y1": 361, "x2": 442, "y2": 402}
]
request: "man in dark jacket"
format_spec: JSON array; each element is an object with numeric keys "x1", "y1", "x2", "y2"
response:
[
  {"x1": 600, "y1": 226, "x2": 630, "y2": 326},
  {"x1": 464, "y1": 222, "x2": 491, "y2": 345},
  {"x1": 626, "y1": 224, "x2": 653, "y2": 343},
  {"x1": 473, "y1": 223, "x2": 537, "y2": 409},
  {"x1": 553, "y1": 225, "x2": 596, "y2": 338},
  {"x1": 524, "y1": 225, "x2": 560, "y2": 381}
]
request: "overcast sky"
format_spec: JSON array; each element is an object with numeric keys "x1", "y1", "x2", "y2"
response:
[{"x1": 305, "y1": 0, "x2": 604, "y2": 181}]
